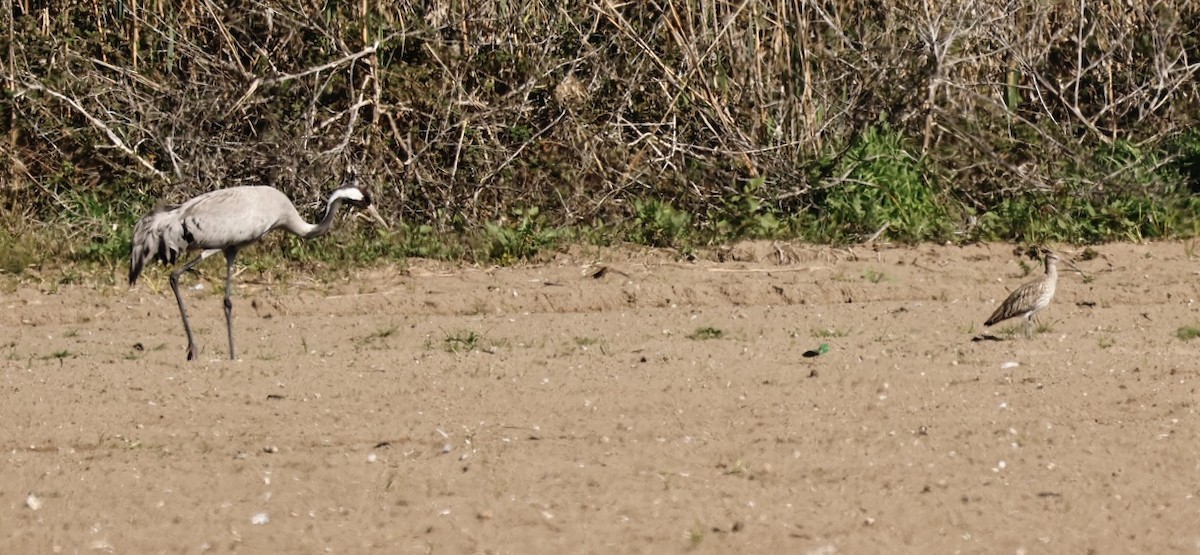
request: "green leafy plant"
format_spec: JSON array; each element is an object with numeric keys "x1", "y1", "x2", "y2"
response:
[
  {"x1": 812, "y1": 327, "x2": 848, "y2": 338},
  {"x1": 357, "y1": 324, "x2": 399, "y2": 349},
  {"x1": 443, "y1": 329, "x2": 483, "y2": 353},
  {"x1": 809, "y1": 125, "x2": 951, "y2": 243},
  {"x1": 483, "y1": 207, "x2": 559, "y2": 263},
  {"x1": 631, "y1": 199, "x2": 692, "y2": 248},
  {"x1": 59, "y1": 185, "x2": 143, "y2": 265},
  {"x1": 688, "y1": 326, "x2": 724, "y2": 340},
  {"x1": 863, "y1": 269, "x2": 886, "y2": 283},
  {"x1": 1176, "y1": 326, "x2": 1200, "y2": 341},
  {"x1": 0, "y1": 229, "x2": 38, "y2": 275},
  {"x1": 708, "y1": 176, "x2": 783, "y2": 240}
]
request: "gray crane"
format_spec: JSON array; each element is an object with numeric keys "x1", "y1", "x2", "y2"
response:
[{"x1": 129, "y1": 180, "x2": 389, "y2": 360}]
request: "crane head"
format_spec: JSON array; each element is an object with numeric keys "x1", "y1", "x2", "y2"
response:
[{"x1": 331, "y1": 184, "x2": 389, "y2": 229}]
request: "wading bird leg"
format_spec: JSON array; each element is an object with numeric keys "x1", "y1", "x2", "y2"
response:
[
  {"x1": 223, "y1": 248, "x2": 238, "y2": 360},
  {"x1": 170, "y1": 254, "x2": 207, "y2": 361}
]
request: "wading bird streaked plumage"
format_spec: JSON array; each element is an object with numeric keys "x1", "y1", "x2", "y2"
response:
[
  {"x1": 129, "y1": 180, "x2": 388, "y2": 360},
  {"x1": 984, "y1": 251, "x2": 1078, "y2": 338}
]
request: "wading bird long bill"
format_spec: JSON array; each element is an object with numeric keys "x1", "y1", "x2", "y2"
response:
[{"x1": 129, "y1": 180, "x2": 388, "y2": 361}]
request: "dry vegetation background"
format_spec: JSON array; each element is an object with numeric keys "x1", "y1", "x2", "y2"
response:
[
  {"x1": 4, "y1": 4, "x2": 1200, "y2": 552},
  {"x1": 2, "y1": 0, "x2": 1200, "y2": 248}
]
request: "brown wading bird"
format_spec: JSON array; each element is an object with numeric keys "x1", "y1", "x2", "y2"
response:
[
  {"x1": 984, "y1": 251, "x2": 1082, "y2": 338},
  {"x1": 129, "y1": 179, "x2": 389, "y2": 360}
]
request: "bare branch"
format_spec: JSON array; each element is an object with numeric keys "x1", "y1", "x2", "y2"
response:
[
  {"x1": 16, "y1": 81, "x2": 166, "y2": 180},
  {"x1": 263, "y1": 39, "x2": 385, "y2": 86}
]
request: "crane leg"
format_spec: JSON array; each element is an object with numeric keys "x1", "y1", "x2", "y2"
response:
[
  {"x1": 170, "y1": 254, "x2": 207, "y2": 361},
  {"x1": 223, "y1": 249, "x2": 238, "y2": 360}
]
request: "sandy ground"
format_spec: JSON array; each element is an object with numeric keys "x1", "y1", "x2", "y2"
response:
[{"x1": 1, "y1": 241, "x2": 1199, "y2": 554}]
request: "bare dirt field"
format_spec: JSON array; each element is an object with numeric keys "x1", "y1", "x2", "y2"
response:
[{"x1": 2, "y1": 241, "x2": 1199, "y2": 554}]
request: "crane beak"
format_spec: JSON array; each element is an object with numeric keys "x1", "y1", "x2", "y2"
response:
[{"x1": 365, "y1": 204, "x2": 390, "y2": 229}]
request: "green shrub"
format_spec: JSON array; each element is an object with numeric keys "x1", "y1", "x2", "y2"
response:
[
  {"x1": 630, "y1": 198, "x2": 692, "y2": 248},
  {"x1": 809, "y1": 125, "x2": 951, "y2": 243},
  {"x1": 706, "y1": 176, "x2": 784, "y2": 240},
  {"x1": 482, "y1": 207, "x2": 559, "y2": 263}
]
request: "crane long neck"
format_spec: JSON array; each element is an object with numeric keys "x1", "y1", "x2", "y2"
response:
[{"x1": 303, "y1": 196, "x2": 346, "y2": 239}]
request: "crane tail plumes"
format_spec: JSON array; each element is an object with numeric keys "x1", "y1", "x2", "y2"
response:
[{"x1": 129, "y1": 203, "x2": 187, "y2": 285}]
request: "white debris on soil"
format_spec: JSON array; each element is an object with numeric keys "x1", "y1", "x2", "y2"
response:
[
  {"x1": 806, "y1": 544, "x2": 838, "y2": 555},
  {"x1": 25, "y1": 493, "x2": 42, "y2": 511},
  {"x1": 250, "y1": 512, "x2": 269, "y2": 525}
]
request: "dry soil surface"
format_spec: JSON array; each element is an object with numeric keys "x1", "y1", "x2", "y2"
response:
[{"x1": 2, "y1": 242, "x2": 1199, "y2": 554}]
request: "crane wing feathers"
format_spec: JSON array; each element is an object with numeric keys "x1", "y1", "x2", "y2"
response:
[
  {"x1": 178, "y1": 189, "x2": 288, "y2": 246},
  {"x1": 128, "y1": 187, "x2": 302, "y2": 285},
  {"x1": 129, "y1": 204, "x2": 188, "y2": 285}
]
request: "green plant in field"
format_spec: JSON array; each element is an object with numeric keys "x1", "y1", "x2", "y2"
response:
[
  {"x1": 1168, "y1": 129, "x2": 1200, "y2": 190},
  {"x1": 972, "y1": 135, "x2": 1200, "y2": 244},
  {"x1": 399, "y1": 223, "x2": 464, "y2": 260},
  {"x1": 631, "y1": 198, "x2": 692, "y2": 248},
  {"x1": 688, "y1": 326, "x2": 723, "y2": 340},
  {"x1": 708, "y1": 176, "x2": 783, "y2": 240},
  {"x1": 812, "y1": 327, "x2": 848, "y2": 338},
  {"x1": 574, "y1": 336, "x2": 598, "y2": 346},
  {"x1": 483, "y1": 207, "x2": 559, "y2": 264},
  {"x1": 357, "y1": 324, "x2": 399, "y2": 348},
  {"x1": 0, "y1": 229, "x2": 38, "y2": 275},
  {"x1": 280, "y1": 224, "x2": 408, "y2": 267},
  {"x1": 443, "y1": 329, "x2": 484, "y2": 353},
  {"x1": 45, "y1": 349, "x2": 73, "y2": 365},
  {"x1": 863, "y1": 269, "x2": 886, "y2": 283},
  {"x1": 810, "y1": 125, "x2": 951, "y2": 243},
  {"x1": 59, "y1": 183, "x2": 146, "y2": 265},
  {"x1": 686, "y1": 524, "x2": 705, "y2": 548},
  {"x1": 721, "y1": 458, "x2": 748, "y2": 476},
  {"x1": 1176, "y1": 326, "x2": 1200, "y2": 341},
  {"x1": 77, "y1": 222, "x2": 132, "y2": 264},
  {"x1": 371, "y1": 324, "x2": 398, "y2": 339},
  {"x1": 976, "y1": 192, "x2": 1179, "y2": 244},
  {"x1": 506, "y1": 124, "x2": 533, "y2": 142},
  {"x1": 568, "y1": 335, "x2": 607, "y2": 355},
  {"x1": 276, "y1": 217, "x2": 464, "y2": 271}
]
